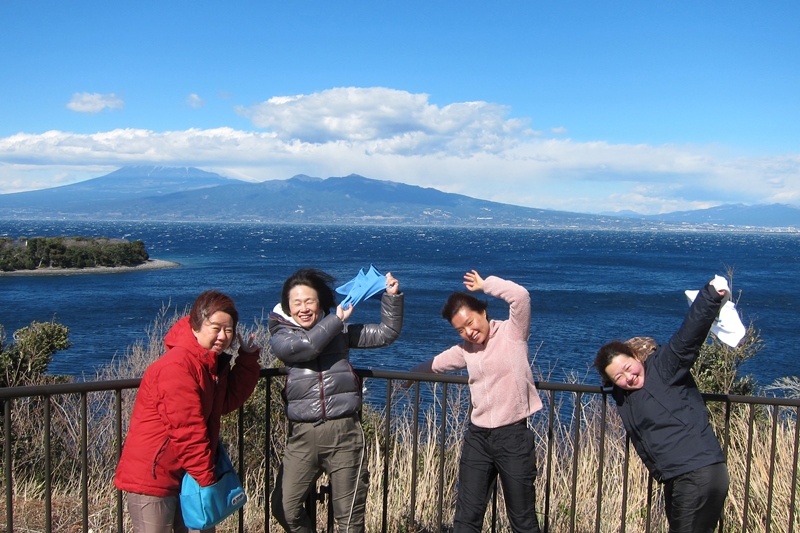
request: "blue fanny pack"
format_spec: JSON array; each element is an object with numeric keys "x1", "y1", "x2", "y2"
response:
[{"x1": 180, "y1": 443, "x2": 247, "y2": 530}]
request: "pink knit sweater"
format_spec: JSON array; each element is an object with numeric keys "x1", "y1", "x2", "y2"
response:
[{"x1": 412, "y1": 276, "x2": 542, "y2": 428}]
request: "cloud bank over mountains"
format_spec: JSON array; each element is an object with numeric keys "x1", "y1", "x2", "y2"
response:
[{"x1": 1, "y1": 87, "x2": 798, "y2": 215}]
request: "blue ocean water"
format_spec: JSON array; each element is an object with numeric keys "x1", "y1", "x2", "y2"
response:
[{"x1": 1, "y1": 220, "x2": 798, "y2": 390}]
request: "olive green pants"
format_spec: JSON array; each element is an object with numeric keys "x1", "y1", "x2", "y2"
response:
[{"x1": 271, "y1": 416, "x2": 369, "y2": 533}]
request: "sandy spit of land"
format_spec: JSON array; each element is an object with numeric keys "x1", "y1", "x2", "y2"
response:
[{"x1": 0, "y1": 259, "x2": 180, "y2": 276}]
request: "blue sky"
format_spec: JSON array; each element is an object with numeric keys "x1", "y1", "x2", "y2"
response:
[{"x1": 1, "y1": 1, "x2": 798, "y2": 214}]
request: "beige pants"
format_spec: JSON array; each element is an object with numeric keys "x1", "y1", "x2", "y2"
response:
[{"x1": 126, "y1": 492, "x2": 214, "y2": 533}]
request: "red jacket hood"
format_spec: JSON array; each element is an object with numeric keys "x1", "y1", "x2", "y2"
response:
[{"x1": 164, "y1": 316, "x2": 220, "y2": 369}]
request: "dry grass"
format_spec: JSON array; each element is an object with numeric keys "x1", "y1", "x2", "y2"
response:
[{"x1": 2, "y1": 310, "x2": 799, "y2": 532}]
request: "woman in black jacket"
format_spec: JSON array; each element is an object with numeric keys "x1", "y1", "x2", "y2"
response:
[{"x1": 594, "y1": 276, "x2": 731, "y2": 533}]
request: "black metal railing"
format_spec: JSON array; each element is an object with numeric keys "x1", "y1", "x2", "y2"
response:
[{"x1": 2, "y1": 369, "x2": 799, "y2": 532}]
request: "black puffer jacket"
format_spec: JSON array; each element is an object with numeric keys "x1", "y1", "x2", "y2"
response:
[
  {"x1": 612, "y1": 283, "x2": 727, "y2": 482},
  {"x1": 268, "y1": 292, "x2": 403, "y2": 423}
]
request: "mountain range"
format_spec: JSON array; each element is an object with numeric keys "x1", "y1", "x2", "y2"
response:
[{"x1": 0, "y1": 166, "x2": 798, "y2": 231}]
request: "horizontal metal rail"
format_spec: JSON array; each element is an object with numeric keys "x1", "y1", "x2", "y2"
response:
[{"x1": 2, "y1": 369, "x2": 799, "y2": 532}]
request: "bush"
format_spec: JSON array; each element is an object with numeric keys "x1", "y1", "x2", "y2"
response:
[
  {"x1": 0, "y1": 320, "x2": 71, "y2": 389},
  {"x1": 0, "y1": 320, "x2": 75, "y2": 488}
]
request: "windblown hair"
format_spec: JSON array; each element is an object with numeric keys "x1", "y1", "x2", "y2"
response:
[
  {"x1": 624, "y1": 336, "x2": 657, "y2": 361},
  {"x1": 441, "y1": 291, "x2": 489, "y2": 323},
  {"x1": 280, "y1": 268, "x2": 337, "y2": 315},
  {"x1": 189, "y1": 290, "x2": 239, "y2": 332}
]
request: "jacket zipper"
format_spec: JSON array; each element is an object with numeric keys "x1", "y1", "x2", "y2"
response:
[
  {"x1": 318, "y1": 358, "x2": 327, "y2": 420},
  {"x1": 152, "y1": 437, "x2": 170, "y2": 479}
]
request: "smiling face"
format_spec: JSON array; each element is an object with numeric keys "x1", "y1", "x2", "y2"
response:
[
  {"x1": 450, "y1": 306, "x2": 490, "y2": 345},
  {"x1": 605, "y1": 353, "x2": 646, "y2": 391},
  {"x1": 288, "y1": 284, "x2": 322, "y2": 329},
  {"x1": 192, "y1": 310, "x2": 235, "y2": 354}
]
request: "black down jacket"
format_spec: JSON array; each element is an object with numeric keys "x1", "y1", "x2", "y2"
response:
[
  {"x1": 268, "y1": 291, "x2": 403, "y2": 423},
  {"x1": 612, "y1": 283, "x2": 727, "y2": 482}
]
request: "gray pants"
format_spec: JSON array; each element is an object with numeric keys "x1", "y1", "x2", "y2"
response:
[
  {"x1": 271, "y1": 415, "x2": 369, "y2": 533},
  {"x1": 126, "y1": 492, "x2": 214, "y2": 533}
]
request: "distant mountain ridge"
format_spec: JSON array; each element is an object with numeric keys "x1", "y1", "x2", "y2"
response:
[
  {"x1": 643, "y1": 203, "x2": 800, "y2": 228},
  {"x1": 0, "y1": 166, "x2": 241, "y2": 213},
  {"x1": 0, "y1": 166, "x2": 798, "y2": 230}
]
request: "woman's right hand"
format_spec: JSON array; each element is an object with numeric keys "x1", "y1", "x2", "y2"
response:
[
  {"x1": 336, "y1": 304, "x2": 354, "y2": 322},
  {"x1": 463, "y1": 270, "x2": 485, "y2": 292}
]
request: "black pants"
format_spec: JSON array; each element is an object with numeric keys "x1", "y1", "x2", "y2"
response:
[
  {"x1": 453, "y1": 422, "x2": 541, "y2": 533},
  {"x1": 664, "y1": 462, "x2": 729, "y2": 533}
]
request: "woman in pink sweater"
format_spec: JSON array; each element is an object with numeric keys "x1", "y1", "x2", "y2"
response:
[{"x1": 408, "y1": 270, "x2": 542, "y2": 532}]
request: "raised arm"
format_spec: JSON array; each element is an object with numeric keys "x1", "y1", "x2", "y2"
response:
[
  {"x1": 660, "y1": 278, "x2": 728, "y2": 380},
  {"x1": 347, "y1": 289, "x2": 404, "y2": 349},
  {"x1": 482, "y1": 275, "x2": 531, "y2": 342}
]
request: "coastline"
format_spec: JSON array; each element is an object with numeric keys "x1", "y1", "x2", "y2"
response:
[{"x1": 0, "y1": 259, "x2": 180, "y2": 276}]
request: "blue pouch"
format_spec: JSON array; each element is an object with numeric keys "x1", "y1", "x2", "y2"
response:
[{"x1": 180, "y1": 444, "x2": 247, "y2": 530}]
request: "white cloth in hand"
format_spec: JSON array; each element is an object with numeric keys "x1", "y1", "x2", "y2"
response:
[{"x1": 685, "y1": 277, "x2": 746, "y2": 348}]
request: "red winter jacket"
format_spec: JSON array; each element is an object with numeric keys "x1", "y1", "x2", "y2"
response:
[{"x1": 114, "y1": 316, "x2": 261, "y2": 497}]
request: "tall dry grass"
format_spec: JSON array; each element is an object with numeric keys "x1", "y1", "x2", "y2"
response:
[{"x1": 2, "y1": 308, "x2": 799, "y2": 532}]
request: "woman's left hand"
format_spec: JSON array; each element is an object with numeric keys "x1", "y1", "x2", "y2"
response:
[
  {"x1": 710, "y1": 275, "x2": 731, "y2": 298},
  {"x1": 385, "y1": 272, "x2": 400, "y2": 295}
]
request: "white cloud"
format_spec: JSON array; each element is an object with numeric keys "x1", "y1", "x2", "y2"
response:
[
  {"x1": 551, "y1": 126, "x2": 568, "y2": 135},
  {"x1": 66, "y1": 93, "x2": 125, "y2": 113},
  {"x1": 3, "y1": 88, "x2": 799, "y2": 215},
  {"x1": 235, "y1": 87, "x2": 529, "y2": 156},
  {"x1": 186, "y1": 93, "x2": 205, "y2": 108}
]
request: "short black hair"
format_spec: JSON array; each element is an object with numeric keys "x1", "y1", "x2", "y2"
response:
[
  {"x1": 594, "y1": 340, "x2": 635, "y2": 387},
  {"x1": 441, "y1": 291, "x2": 489, "y2": 323},
  {"x1": 280, "y1": 268, "x2": 337, "y2": 315}
]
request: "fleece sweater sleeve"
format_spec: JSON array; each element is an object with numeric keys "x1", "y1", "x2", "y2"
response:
[{"x1": 483, "y1": 276, "x2": 531, "y2": 343}]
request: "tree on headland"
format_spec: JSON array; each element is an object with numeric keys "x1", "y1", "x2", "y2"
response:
[{"x1": 0, "y1": 236, "x2": 149, "y2": 271}]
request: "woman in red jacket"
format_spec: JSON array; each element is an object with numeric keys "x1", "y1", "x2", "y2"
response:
[{"x1": 114, "y1": 290, "x2": 261, "y2": 533}]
